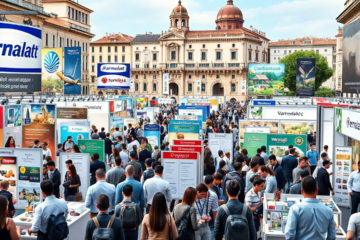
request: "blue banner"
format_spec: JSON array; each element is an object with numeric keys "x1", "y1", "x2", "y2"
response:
[
  {"x1": 64, "y1": 47, "x2": 81, "y2": 95},
  {"x1": 97, "y1": 63, "x2": 131, "y2": 89},
  {"x1": 60, "y1": 121, "x2": 90, "y2": 145},
  {"x1": 144, "y1": 124, "x2": 160, "y2": 149},
  {"x1": 170, "y1": 120, "x2": 202, "y2": 139},
  {"x1": 110, "y1": 116, "x2": 124, "y2": 140},
  {"x1": 253, "y1": 100, "x2": 276, "y2": 106}
]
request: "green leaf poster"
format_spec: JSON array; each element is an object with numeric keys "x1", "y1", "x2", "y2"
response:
[
  {"x1": 267, "y1": 134, "x2": 307, "y2": 160},
  {"x1": 78, "y1": 139, "x2": 105, "y2": 162},
  {"x1": 244, "y1": 133, "x2": 267, "y2": 157}
]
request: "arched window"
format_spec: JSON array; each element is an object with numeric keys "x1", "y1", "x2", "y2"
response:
[
  {"x1": 143, "y1": 83, "x2": 147, "y2": 91},
  {"x1": 182, "y1": 20, "x2": 185, "y2": 27},
  {"x1": 135, "y1": 83, "x2": 138, "y2": 91},
  {"x1": 175, "y1": 19, "x2": 178, "y2": 27},
  {"x1": 153, "y1": 83, "x2": 157, "y2": 92}
]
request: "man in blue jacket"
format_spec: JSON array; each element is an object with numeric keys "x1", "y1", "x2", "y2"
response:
[
  {"x1": 280, "y1": 148, "x2": 298, "y2": 192},
  {"x1": 269, "y1": 155, "x2": 286, "y2": 192}
]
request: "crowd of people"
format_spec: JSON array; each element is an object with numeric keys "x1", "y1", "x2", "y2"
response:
[{"x1": 1, "y1": 101, "x2": 360, "y2": 240}]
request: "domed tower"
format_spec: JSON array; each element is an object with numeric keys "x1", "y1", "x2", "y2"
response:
[
  {"x1": 170, "y1": 0, "x2": 189, "y2": 32},
  {"x1": 216, "y1": 0, "x2": 244, "y2": 30}
]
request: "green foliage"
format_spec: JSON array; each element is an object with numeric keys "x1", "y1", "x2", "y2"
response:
[
  {"x1": 279, "y1": 51, "x2": 334, "y2": 92},
  {"x1": 315, "y1": 87, "x2": 336, "y2": 97},
  {"x1": 285, "y1": 91, "x2": 296, "y2": 96}
]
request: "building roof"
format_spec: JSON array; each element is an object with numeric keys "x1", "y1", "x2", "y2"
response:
[
  {"x1": 185, "y1": 28, "x2": 267, "y2": 41},
  {"x1": 45, "y1": 17, "x2": 70, "y2": 29},
  {"x1": 132, "y1": 34, "x2": 161, "y2": 43},
  {"x1": 91, "y1": 33, "x2": 133, "y2": 44},
  {"x1": 172, "y1": 0, "x2": 188, "y2": 14},
  {"x1": 217, "y1": 0, "x2": 243, "y2": 22},
  {"x1": 269, "y1": 37, "x2": 336, "y2": 47},
  {"x1": 254, "y1": 75, "x2": 269, "y2": 80}
]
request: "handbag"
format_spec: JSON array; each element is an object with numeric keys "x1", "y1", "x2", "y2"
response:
[
  {"x1": 75, "y1": 191, "x2": 83, "y2": 202},
  {"x1": 168, "y1": 215, "x2": 173, "y2": 240}
]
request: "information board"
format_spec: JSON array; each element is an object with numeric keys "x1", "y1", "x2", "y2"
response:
[
  {"x1": 78, "y1": 139, "x2": 105, "y2": 161},
  {"x1": 334, "y1": 147, "x2": 352, "y2": 207},
  {"x1": 208, "y1": 133, "x2": 234, "y2": 161},
  {"x1": 144, "y1": 124, "x2": 160, "y2": 150},
  {"x1": 173, "y1": 140, "x2": 203, "y2": 146},
  {"x1": 161, "y1": 151, "x2": 199, "y2": 200}
]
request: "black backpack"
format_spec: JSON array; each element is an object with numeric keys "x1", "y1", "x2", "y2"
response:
[
  {"x1": 92, "y1": 216, "x2": 115, "y2": 240},
  {"x1": 46, "y1": 213, "x2": 69, "y2": 240},
  {"x1": 173, "y1": 206, "x2": 192, "y2": 240},
  {"x1": 119, "y1": 202, "x2": 138, "y2": 230},
  {"x1": 222, "y1": 204, "x2": 249, "y2": 240},
  {"x1": 143, "y1": 169, "x2": 155, "y2": 183}
]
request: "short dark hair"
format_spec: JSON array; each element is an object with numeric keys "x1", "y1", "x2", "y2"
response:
[
  {"x1": 42, "y1": 142, "x2": 48, "y2": 146},
  {"x1": 250, "y1": 175, "x2": 265, "y2": 186},
  {"x1": 121, "y1": 143, "x2": 126, "y2": 149},
  {"x1": 96, "y1": 194, "x2": 109, "y2": 211},
  {"x1": 130, "y1": 151, "x2": 137, "y2": 159},
  {"x1": 114, "y1": 157, "x2": 122, "y2": 166},
  {"x1": 250, "y1": 161, "x2": 259, "y2": 168},
  {"x1": 101, "y1": 127, "x2": 105, "y2": 131},
  {"x1": 34, "y1": 140, "x2": 40, "y2": 144},
  {"x1": 324, "y1": 145, "x2": 328, "y2": 149},
  {"x1": 165, "y1": 142, "x2": 169, "y2": 146},
  {"x1": 300, "y1": 169, "x2": 310, "y2": 178},
  {"x1": 145, "y1": 158, "x2": 152, "y2": 167},
  {"x1": 218, "y1": 150, "x2": 224, "y2": 156},
  {"x1": 160, "y1": 144, "x2": 166, "y2": 150},
  {"x1": 323, "y1": 160, "x2": 331, "y2": 166},
  {"x1": 1, "y1": 180, "x2": 9, "y2": 189},
  {"x1": 204, "y1": 175, "x2": 214, "y2": 185},
  {"x1": 226, "y1": 180, "x2": 240, "y2": 197},
  {"x1": 236, "y1": 146, "x2": 240, "y2": 151},
  {"x1": 67, "y1": 136, "x2": 72, "y2": 140},
  {"x1": 257, "y1": 148, "x2": 262, "y2": 154},
  {"x1": 241, "y1": 149, "x2": 248, "y2": 155},
  {"x1": 219, "y1": 160, "x2": 226, "y2": 169},
  {"x1": 302, "y1": 176, "x2": 317, "y2": 194},
  {"x1": 261, "y1": 146, "x2": 266, "y2": 152},
  {"x1": 299, "y1": 156, "x2": 308, "y2": 163},
  {"x1": 93, "y1": 153, "x2": 100, "y2": 160},
  {"x1": 122, "y1": 184, "x2": 133, "y2": 197},
  {"x1": 196, "y1": 183, "x2": 208, "y2": 193},
  {"x1": 310, "y1": 143, "x2": 315, "y2": 147},
  {"x1": 269, "y1": 154, "x2": 276, "y2": 161},
  {"x1": 289, "y1": 148, "x2": 295, "y2": 154},
  {"x1": 288, "y1": 145, "x2": 293, "y2": 149},
  {"x1": 321, "y1": 152, "x2": 327, "y2": 158},
  {"x1": 47, "y1": 160, "x2": 55, "y2": 167},
  {"x1": 154, "y1": 165, "x2": 163, "y2": 174},
  {"x1": 106, "y1": 133, "x2": 110, "y2": 137},
  {"x1": 204, "y1": 140, "x2": 208, "y2": 144},
  {"x1": 213, "y1": 172, "x2": 223, "y2": 180},
  {"x1": 234, "y1": 162, "x2": 242, "y2": 171},
  {"x1": 57, "y1": 143, "x2": 63, "y2": 149},
  {"x1": 65, "y1": 159, "x2": 73, "y2": 165},
  {"x1": 41, "y1": 180, "x2": 54, "y2": 196},
  {"x1": 96, "y1": 169, "x2": 105, "y2": 178}
]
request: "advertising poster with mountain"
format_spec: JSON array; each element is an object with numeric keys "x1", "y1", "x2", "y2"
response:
[
  {"x1": 248, "y1": 64, "x2": 285, "y2": 95},
  {"x1": 296, "y1": 58, "x2": 316, "y2": 96}
]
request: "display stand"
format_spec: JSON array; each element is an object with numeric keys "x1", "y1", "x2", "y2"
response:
[
  {"x1": 262, "y1": 193, "x2": 346, "y2": 240},
  {"x1": 14, "y1": 202, "x2": 90, "y2": 240}
]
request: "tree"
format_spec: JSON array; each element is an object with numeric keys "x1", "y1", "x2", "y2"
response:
[{"x1": 279, "y1": 51, "x2": 334, "y2": 92}]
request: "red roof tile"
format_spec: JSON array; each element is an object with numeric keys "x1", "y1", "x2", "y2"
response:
[
  {"x1": 92, "y1": 33, "x2": 133, "y2": 43},
  {"x1": 269, "y1": 37, "x2": 336, "y2": 46}
]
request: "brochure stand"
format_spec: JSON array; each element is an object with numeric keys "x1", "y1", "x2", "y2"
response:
[{"x1": 262, "y1": 193, "x2": 346, "y2": 240}]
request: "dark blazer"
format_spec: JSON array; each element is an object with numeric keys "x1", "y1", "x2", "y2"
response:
[
  {"x1": 99, "y1": 131, "x2": 106, "y2": 140},
  {"x1": 273, "y1": 163, "x2": 286, "y2": 191},
  {"x1": 139, "y1": 149, "x2": 152, "y2": 171},
  {"x1": 85, "y1": 213, "x2": 125, "y2": 240},
  {"x1": 90, "y1": 160, "x2": 106, "y2": 185},
  {"x1": 317, "y1": 167, "x2": 333, "y2": 196},
  {"x1": 104, "y1": 138, "x2": 113, "y2": 156},
  {"x1": 50, "y1": 169, "x2": 61, "y2": 198},
  {"x1": 281, "y1": 155, "x2": 298, "y2": 180}
]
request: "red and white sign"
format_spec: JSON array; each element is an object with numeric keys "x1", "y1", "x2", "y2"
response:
[
  {"x1": 173, "y1": 140, "x2": 202, "y2": 146},
  {"x1": 170, "y1": 146, "x2": 202, "y2": 155},
  {"x1": 1, "y1": 157, "x2": 16, "y2": 164},
  {"x1": 162, "y1": 151, "x2": 198, "y2": 160}
]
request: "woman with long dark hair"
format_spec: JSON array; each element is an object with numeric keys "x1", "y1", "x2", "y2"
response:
[
  {"x1": 0, "y1": 195, "x2": 22, "y2": 240},
  {"x1": 72, "y1": 144, "x2": 81, "y2": 153},
  {"x1": 63, "y1": 164, "x2": 81, "y2": 201},
  {"x1": 173, "y1": 187, "x2": 204, "y2": 240},
  {"x1": 108, "y1": 148, "x2": 120, "y2": 167},
  {"x1": 141, "y1": 192, "x2": 178, "y2": 240},
  {"x1": 4, "y1": 137, "x2": 15, "y2": 148},
  {"x1": 204, "y1": 151, "x2": 215, "y2": 176}
]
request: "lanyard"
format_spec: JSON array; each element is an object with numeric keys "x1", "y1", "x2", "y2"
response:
[{"x1": 196, "y1": 196, "x2": 209, "y2": 216}]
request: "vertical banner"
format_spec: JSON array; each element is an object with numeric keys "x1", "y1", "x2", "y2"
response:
[
  {"x1": 78, "y1": 139, "x2": 105, "y2": 161},
  {"x1": 144, "y1": 124, "x2": 160, "y2": 149},
  {"x1": 60, "y1": 121, "x2": 90, "y2": 145},
  {"x1": 129, "y1": 78, "x2": 135, "y2": 93},
  {"x1": 0, "y1": 106, "x2": 3, "y2": 147},
  {"x1": 163, "y1": 73, "x2": 169, "y2": 95},
  {"x1": 110, "y1": 116, "x2": 124, "y2": 140},
  {"x1": 97, "y1": 63, "x2": 131, "y2": 90},
  {"x1": 0, "y1": 22, "x2": 42, "y2": 93},
  {"x1": 59, "y1": 153, "x2": 90, "y2": 201},
  {"x1": 161, "y1": 152, "x2": 199, "y2": 200},
  {"x1": 240, "y1": 79, "x2": 247, "y2": 96},
  {"x1": 22, "y1": 104, "x2": 56, "y2": 158},
  {"x1": 196, "y1": 80, "x2": 201, "y2": 95},
  {"x1": 334, "y1": 147, "x2": 352, "y2": 207},
  {"x1": 0, "y1": 156, "x2": 17, "y2": 207},
  {"x1": 168, "y1": 123, "x2": 200, "y2": 146},
  {"x1": 42, "y1": 48, "x2": 63, "y2": 93},
  {"x1": 296, "y1": 58, "x2": 316, "y2": 96},
  {"x1": 64, "y1": 47, "x2": 81, "y2": 95},
  {"x1": 3, "y1": 105, "x2": 22, "y2": 148}
]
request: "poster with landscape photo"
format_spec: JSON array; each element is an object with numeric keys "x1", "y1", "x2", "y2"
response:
[
  {"x1": 296, "y1": 58, "x2": 316, "y2": 96},
  {"x1": 248, "y1": 64, "x2": 285, "y2": 95}
]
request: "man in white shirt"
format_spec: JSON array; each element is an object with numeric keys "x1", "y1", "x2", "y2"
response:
[
  {"x1": 120, "y1": 143, "x2": 130, "y2": 167},
  {"x1": 163, "y1": 132, "x2": 169, "y2": 145},
  {"x1": 348, "y1": 161, "x2": 360, "y2": 214},
  {"x1": 127, "y1": 136, "x2": 140, "y2": 152},
  {"x1": 42, "y1": 142, "x2": 51, "y2": 160},
  {"x1": 320, "y1": 145, "x2": 330, "y2": 161},
  {"x1": 143, "y1": 165, "x2": 172, "y2": 213}
]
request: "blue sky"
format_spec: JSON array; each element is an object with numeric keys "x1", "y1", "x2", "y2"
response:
[{"x1": 86, "y1": 0, "x2": 343, "y2": 42}]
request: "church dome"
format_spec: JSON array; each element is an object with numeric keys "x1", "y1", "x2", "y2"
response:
[
  {"x1": 216, "y1": 0, "x2": 244, "y2": 30},
  {"x1": 172, "y1": 0, "x2": 188, "y2": 14}
]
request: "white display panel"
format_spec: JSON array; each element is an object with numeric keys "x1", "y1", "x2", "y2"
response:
[
  {"x1": 208, "y1": 133, "x2": 234, "y2": 161},
  {"x1": 248, "y1": 106, "x2": 317, "y2": 121}
]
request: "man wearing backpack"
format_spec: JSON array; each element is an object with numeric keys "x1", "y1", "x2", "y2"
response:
[
  {"x1": 28, "y1": 180, "x2": 68, "y2": 240},
  {"x1": 141, "y1": 158, "x2": 155, "y2": 184},
  {"x1": 85, "y1": 194, "x2": 125, "y2": 240},
  {"x1": 214, "y1": 180, "x2": 256, "y2": 240},
  {"x1": 115, "y1": 185, "x2": 141, "y2": 240},
  {"x1": 222, "y1": 162, "x2": 245, "y2": 203}
]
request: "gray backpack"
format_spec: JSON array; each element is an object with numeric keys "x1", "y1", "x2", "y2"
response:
[
  {"x1": 92, "y1": 216, "x2": 115, "y2": 240},
  {"x1": 222, "y1": 204, "x2": 249, "y2": 240},
  {"x1": 119, "y1": 202, "x2": 138, "y2": 230}
]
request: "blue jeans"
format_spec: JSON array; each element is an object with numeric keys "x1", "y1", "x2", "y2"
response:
[
  {"x1": 254, "y1": 218, "x2": 260, "y2": 232},
  {"x1": 284, "y1": 179, "x2": 293, "y2": 193},
  {"x1": 124, "y1": 230, "x2": 138, "y2": 240}
]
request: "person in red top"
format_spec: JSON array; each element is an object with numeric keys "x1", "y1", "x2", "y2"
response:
[{"x1": 4, "y1": 137, "x2": 15, "y2": 148}]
